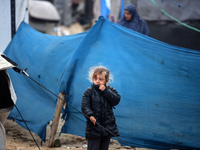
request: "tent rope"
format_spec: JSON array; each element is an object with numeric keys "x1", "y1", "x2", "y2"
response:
[
  {"x1": 151, "y1": 0, "x2": 200, "y2": 33},
  {"x1": 14, "y1": 105, "x2": 41, "y2": 150}
]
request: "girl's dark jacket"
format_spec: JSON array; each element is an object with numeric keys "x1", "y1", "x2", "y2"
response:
[{"x1": 81, "y1": 83, "x2": 120, "y2": 139}]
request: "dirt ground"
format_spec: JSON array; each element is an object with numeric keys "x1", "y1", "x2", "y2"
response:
[{"x1": 4, "y1": 119, "x2": 155, "y2": 150}]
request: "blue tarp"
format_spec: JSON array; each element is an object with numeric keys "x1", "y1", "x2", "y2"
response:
[{"x1": 4, "y1": 16, "x2": 200, "y2": 149}]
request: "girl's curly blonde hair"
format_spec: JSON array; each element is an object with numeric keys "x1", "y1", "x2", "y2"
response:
[{"x1": 88, "y1": 65, "x2": 113, "y2": 85}]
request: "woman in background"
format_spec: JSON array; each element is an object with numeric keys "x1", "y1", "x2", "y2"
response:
[{"x1": 118, "y1": 4, "x2": 150, "y2": 36}]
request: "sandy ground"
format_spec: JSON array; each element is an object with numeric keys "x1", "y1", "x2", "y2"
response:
[{"x1": 4, "y1": 119, "x2": 155, "y2": 150}]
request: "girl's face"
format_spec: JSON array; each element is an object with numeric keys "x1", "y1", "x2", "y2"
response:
[
  {"x1": 93, "y1": 74, "x2": 106, "y2": 85},
  {"x1": 124, "y1": 10, "x2": 132, "y2": 21}
]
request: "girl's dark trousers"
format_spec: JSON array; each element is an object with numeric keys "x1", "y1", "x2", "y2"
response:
[{"x1": 87, "y1": 136, "x2": 111, "y2": 150}]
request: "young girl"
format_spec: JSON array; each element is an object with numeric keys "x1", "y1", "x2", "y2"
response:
[{"x1": 81, "y1": 66, "x2": 120, "y2": 150}]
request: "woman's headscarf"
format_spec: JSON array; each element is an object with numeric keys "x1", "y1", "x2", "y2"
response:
[{"x1": 117, "y1": 4, "x2": 150, "y2": 36}]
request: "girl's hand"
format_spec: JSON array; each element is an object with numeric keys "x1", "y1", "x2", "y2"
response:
[
  {"x1": 90, "y1": 116, "x2": 96, "y2": 125},
  {"x1": 99, "y1": 84, "x2": 106, "y2": 91}
]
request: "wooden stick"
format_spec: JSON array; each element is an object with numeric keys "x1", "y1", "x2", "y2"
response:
[{"x1": 48, "y1": 91, "x2": 65, "y2": 147}]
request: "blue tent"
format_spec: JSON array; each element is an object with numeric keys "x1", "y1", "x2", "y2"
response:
[{"x1": 4, "y1": 16, "x2": 200, "y2": 149}]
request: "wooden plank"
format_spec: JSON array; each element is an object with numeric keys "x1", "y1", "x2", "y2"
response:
[{"x1": 48, "y1": 91, "x2": 65, "y2": 147}]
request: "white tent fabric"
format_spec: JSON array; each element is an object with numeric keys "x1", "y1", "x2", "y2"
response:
[
  {"x1": 137, "y1": 0, "x2": 200, "y2": 21},
  {"x1": 7, "y1": 71, "x2": 17, "y2": 105},
  {"x1": 0, "y1": 0, "x2": 24, "y2": 145},
  {"x1": 0, "y1": 52, "x2": 15, "y2": 70},
  {"x1": 0, "y1": 0, "x2": 28, "y2": 52}
]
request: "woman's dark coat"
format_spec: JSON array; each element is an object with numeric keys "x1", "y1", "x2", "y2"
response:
[{"x1": 81, "y1": 84, "x2": 120, "y2": 139}]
